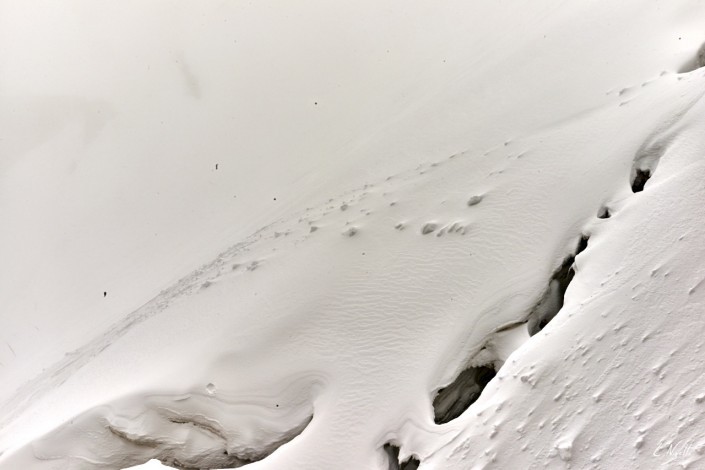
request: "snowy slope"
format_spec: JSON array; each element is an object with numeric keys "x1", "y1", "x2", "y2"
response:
[
  {"x1": 421, "y1": 90, "x2": 705, "y2": 469},
  {"x1": 2, "y1": 0, "x2": 705, "y2": 469}
]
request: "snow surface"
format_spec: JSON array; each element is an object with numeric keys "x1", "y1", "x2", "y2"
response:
[{"x1": 3, "y1": 0, "x2": 705, "y2": 469}]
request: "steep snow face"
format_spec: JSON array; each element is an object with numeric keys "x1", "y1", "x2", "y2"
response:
[
  {"x1": 421, "y1": 94, "x2": 705, "y2": 470},
  {"x1": 2, "y1": 1, "x2": 705, "y2": 469}
]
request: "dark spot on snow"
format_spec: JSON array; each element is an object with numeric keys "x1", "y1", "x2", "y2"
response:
[
  {"x1": 597, "y1": 206, "x2": 611, "y2": 219},
  {"x1": 432, "y1": 365, "x2": 496, "y2": 424},
  {"x1": 103, "y1": 291, "x2": 107, "y2": 298},
  {"x1": 527, "y1": 235, "x2": 589, "y2": 335},
  {"x1": 383, "y1": 443, "x2": 420, "y2": 470},
  {"x1": 215, "y1": 163, "x2": 219, "y2": 170}
]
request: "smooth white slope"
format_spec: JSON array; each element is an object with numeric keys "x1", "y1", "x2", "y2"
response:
[
  {"x1": 1, "y1": 0, "x2": 701, "y2": 393},
  {"x1": 2, "y1": 1, "x2": 705, "y2": 469}
]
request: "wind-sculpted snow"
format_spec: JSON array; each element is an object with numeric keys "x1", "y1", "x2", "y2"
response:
[
  {"x1": 3, "y1": 69, "x2": 704, "y2": 469},
  {"x1": 4, "y1": 2, "x2": 705, "y2": 469},
  {"x1": 8, "y1": 390, "x2": 313, "y2": 469}
]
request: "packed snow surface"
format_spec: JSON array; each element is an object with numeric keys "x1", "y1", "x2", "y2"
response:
[{"x1": 3, "y1": 1, "x2": 705, "y2": 469}]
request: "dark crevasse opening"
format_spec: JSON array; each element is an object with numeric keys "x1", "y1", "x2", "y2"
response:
[
  {"x1": 630, "y1": 135, "x2": 669, "y2": 194},
  {"x1": 432, "y1": 365, "x2": 497, "y2": 425},
  {"x1": 431, "y1": 234, "x2": 589, "y2": 429},
  {"x1": 527, "y1": 235, "x2": 589, "y2": 336},
  {"x1": 383, "y1": 443, "x2": 421, "y2": 470},
  {"x1": 631, "y1": 168, "x2": 652, "y2": 193}
]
